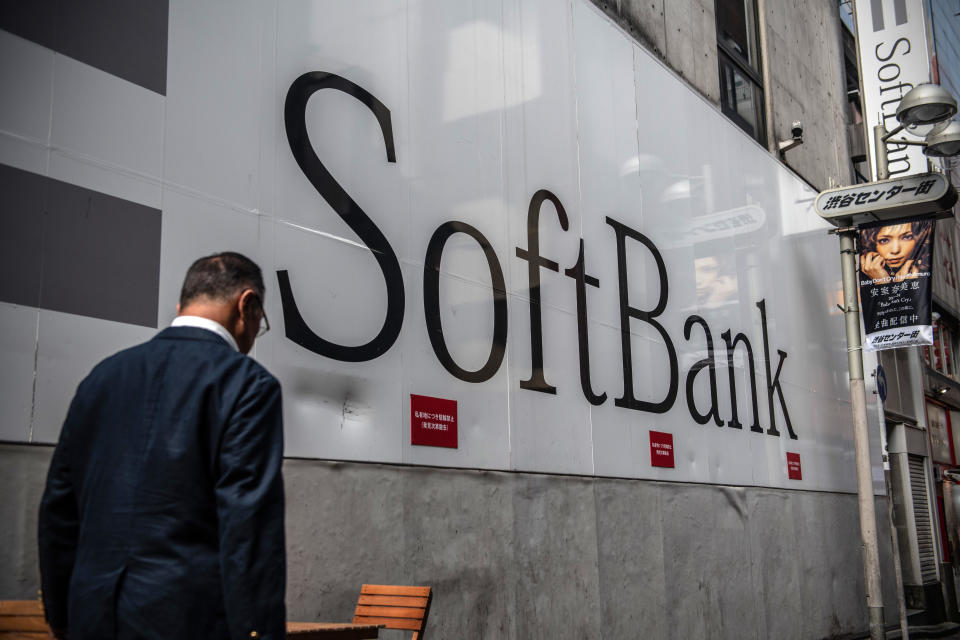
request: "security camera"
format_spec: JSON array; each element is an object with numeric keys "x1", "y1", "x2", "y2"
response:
[{"x1": 779, "y1": 121, "x2": 805, "y2": 154}]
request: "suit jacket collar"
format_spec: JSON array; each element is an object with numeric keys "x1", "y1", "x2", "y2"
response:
[
  {"x1": 154, "y1": 326, "x2": 237, "y2": 350},
  {"x1": 170, "y1": 315, "x2": 239, "y2": 351}
]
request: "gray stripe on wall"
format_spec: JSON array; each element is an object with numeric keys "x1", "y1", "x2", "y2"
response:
[
  {"x1": 894, "y1": 0, "x2": 908, "y2": 25},
  {"x1": 0, "y1": 0, "x2": 168, "y2": 95},
  {"x1": 0, "y1": 163, "x2": 162, "y2": 328},
  {"x1": 872, "y1": 0, "x2": 885, "y2": 31}
]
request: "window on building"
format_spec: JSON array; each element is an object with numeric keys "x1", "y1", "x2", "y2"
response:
[
  {"x1": 924, "y1": 313, "x2": 959, "y2": 381},
  {"x1": 841, "y1": 22, "x2": 869, "y2": 183},
  {"x1": 715, "y1": 0, "x2": 766, "y2": 144}
]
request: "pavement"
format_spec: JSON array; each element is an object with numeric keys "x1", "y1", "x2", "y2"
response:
[
  {"x1": 881, "y1": 622, "x2": 960, "y2": 638},
  {"x1": 835, "y1": 622, "x2": 960, "y2": 639}
]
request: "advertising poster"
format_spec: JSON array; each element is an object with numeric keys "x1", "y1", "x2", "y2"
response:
[{"x1": 860, "y1": 219, "x2": 935, "y2": 350}]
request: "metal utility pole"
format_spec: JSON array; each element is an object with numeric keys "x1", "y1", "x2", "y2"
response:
[
  {"x1": 837, "y1": 226, "x2": 886, "y2": 640},
  {"x1": 818, "y1": 80, "x2": 960, "y2": 640}
]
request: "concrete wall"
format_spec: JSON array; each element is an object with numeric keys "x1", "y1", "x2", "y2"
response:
[
  {"x1": 761, "y1": 0, "x2": 853, "y2": 189},
  {"x1": 590, "y1": 0, "x2": 720, "y2": 104},
  {"x1": 2, "y1": 443, "x2": 900, "y2": 639},
  {"x1": 590, "y1": 0, "x2": 853, "y2": 191}
]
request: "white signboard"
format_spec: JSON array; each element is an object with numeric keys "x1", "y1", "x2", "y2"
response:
[
  {"x1": 854, "y1": 0, "x2": 932, "y2": 179},
  {"x1": 0, "y1": 0, "x2": 883, "y2": 495}
]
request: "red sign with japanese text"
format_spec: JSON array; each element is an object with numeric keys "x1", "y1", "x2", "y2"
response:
[
  {"x1": 787, "y1": 452, "x2": 802, "y2": 480},
  {"x1": 411, "y1": 394, "x2": 458, "y2": 448},
  {"x1": 649, "y1": 431, "x2": 674, "y2": 468}
]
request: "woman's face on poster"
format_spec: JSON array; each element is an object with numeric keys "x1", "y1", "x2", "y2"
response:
[{"x1": 875, "y1": 224, "x2": 917, "y2": 269}]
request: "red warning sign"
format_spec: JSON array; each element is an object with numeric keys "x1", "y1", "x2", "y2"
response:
[
  {"x1": 649, "y1": 431, "x2": 674, "y2": 468},
  {"x1": 787, "y1": 452, "x2": 802, "y2": 480},
  {"x1": 411, "y1": 394, "x2": 458, "y2": 448}
]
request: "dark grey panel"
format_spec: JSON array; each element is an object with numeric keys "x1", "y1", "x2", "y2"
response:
[
  {"x1": 0, "y1": 163, "x2": 161, "y2": 327},
  {"x1": 0, "y1": 0, "x2": 55, "y2": 49},
  {"x1": 894, "y1": 0, "x2": 908, "y2": 26},
  {"x1": 0, "y1": 0, "x2": 168, "y2": 95},
  {"x1": 871, "y1": 0, "x2": 884, "y2": 31},
  {"x1": 41, "y1": 175, "x2": 161, "y2": 327},
  {"x1": 0, "y1": 164, "x2": 45, "y2": 307}
]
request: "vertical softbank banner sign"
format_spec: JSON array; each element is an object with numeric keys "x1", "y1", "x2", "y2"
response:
[
  {"x1": 0, "y1": 0, "x2": 879, "y2": 495},
  {"x1": 855, "y1": 0, "x2": 932, "y2": 178}
]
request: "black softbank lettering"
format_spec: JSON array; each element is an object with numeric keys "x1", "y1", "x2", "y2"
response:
[
  {"x1": 281, "y1": 71, "x2": 797, "y2": 439},
  {"x1": 873, "y1": 37, "x2": 913, "y2": 177}
]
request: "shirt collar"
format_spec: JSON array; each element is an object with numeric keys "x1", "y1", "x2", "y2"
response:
[{"x1": 171, "y1": 315, "x2": 239, "y2": 352}]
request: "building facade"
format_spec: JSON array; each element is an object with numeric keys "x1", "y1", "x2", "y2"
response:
[{"x1": 6, "y1": 0, "x2": 959, "y2": 637}]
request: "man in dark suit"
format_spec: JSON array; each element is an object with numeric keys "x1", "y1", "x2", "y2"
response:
[{"x1": 38, "y1": 252, "x2": 286, "y2": 640}]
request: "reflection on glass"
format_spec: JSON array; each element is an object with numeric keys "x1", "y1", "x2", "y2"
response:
[
  {"x1": 716, "y1": 0, "x2": 759, "y2": 70},
  {"x1": 926, "y1": 401, "x2": 953, "y2": 464},
  {"x1": 695, "y1": 255, "x2": 738, "y2": 309},
  {"x1": 720, "y1": 56, "x2": 762, "y2": 139},
  {"x1": 715, "y1": 0, "x2": 764, "y2": 144},
  {"x1": 925, "y1": 318, "x2": 958, "y2": 380},
  {"x1": 442, "y1": 21, "x2": 539, "y2": 122}
]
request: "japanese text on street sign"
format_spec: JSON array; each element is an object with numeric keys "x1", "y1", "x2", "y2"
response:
[
  {"x1": 815, "y1": 173, "x2": 952, "y2": 223},
  {"x1": 819, "y1": 178, "x2": 939, "y2": 211}
]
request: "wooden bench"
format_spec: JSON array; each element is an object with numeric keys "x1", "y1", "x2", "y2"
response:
[
  {"x1": 352, "y1": 584, "x2": 432, "y2": 640},
  {"x1": 0, "y1": 600, "x2": 50, "y2": 639},
  {"x1": 4, "y1": 586, "x2": 433, "y2": 639}
]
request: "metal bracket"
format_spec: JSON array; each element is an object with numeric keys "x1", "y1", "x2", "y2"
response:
[{"x1": 828, "y1": 226, "x2": 858, "y2": 235}]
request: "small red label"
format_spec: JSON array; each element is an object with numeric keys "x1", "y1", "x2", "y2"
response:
[
  {"x1": 411, "y1": 394, "x2": 458, "y2": 448},
  {"x1": 650, "y1": 431, "x2": 675, "y2": 468},
  {"x1": 787, "y1": 452, "x2": 802, "y2": 480}
]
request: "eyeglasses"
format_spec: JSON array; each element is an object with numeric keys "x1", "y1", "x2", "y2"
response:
[
  {"x1": 252, "y1": 295, "x2": 270, "y2": 338},
  {"x1": 257, "y1": 309, "x2": 270, "y2": 338}
]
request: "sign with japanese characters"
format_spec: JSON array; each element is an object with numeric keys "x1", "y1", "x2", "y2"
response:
[
  {"x1": 859, "y1": 219, "x2": 935, "y2": 350},
  {"x1": 815, "y1": 172, "x2": 956, "y2": 225},
  {"x1": 411, "y1": 394, "x2": 458, "y2": 449},
  {"x1": 649, "y1": 431, "x2": 675, "y2": 469},
  {"x1": 787, "y1": 453, "x2": 803, "y2": 480}
]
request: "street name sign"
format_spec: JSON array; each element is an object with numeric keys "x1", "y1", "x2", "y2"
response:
[{"x1": 815, "y1": 172, "x2": 957, "y2": 226}]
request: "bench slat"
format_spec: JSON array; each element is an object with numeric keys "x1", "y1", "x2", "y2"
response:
[
  {"x1": 353, "y1": 616, "x2": 421, "y2": 631},
  {"x1": 357, "y1": 594, "x2": 428, "y2": 608},
  {"x1": 0, "y1": 603, "x2": 42, "y2": 616},
  {"x1": 360, "y1": 585, "x2": 430, "y2": 597},
  {"x1": 0, "y1": 618, "x2": 49, "y2": 633},
  {"x1": 353, "y1": 605, "x2": 424, "y2": 619}
]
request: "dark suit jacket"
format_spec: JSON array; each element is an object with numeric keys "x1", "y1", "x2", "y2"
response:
[{"x1": 38, "y1": 326, "x2": 286, "y2": 640}]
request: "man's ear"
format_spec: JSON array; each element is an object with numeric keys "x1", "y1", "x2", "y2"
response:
[
  {"x1": 176, "y1": 303, "x2": 181, "y2": 314},
  {"x1": 238, "y1": 289, "x2": 257, "y2": 318}
]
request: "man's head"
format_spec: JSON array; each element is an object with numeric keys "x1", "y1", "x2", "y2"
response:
[{"x1": 177, "y1": 252, "x2": 267, "y2": 354}]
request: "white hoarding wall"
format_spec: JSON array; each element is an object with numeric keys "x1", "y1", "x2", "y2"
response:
[
  {"x1": 0, "y1": 0, "x2": 883, "y2": 495},
  {"x1": 855, "y1": 0, "x2": 932, "y2": 179}
]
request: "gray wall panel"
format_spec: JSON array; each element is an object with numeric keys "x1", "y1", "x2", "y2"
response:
[
  {"x1": 0, "y1": 444, "x2": 50, "y2": 599},
  {"x1": 399, "y1": 467, "x2": 515, "y2": 639},
  {"x1": 284, "y1": 460, "x2": 405, "y2": 623},
  {"x1": 746, "y1": 490, "x2": 797, "y2": 640},
  {"x1": 511, "y1": 475, "x2": 603, "y2": 640},
  {"x1": 1, "y1": 444, "x2": 899, "y2": 639},
  {"x1": 660, "y1": 485, "x2": 758, "y2": 639},
  {"x1": 594, "y1": 479, "x2": 668, "y2": 638}
]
